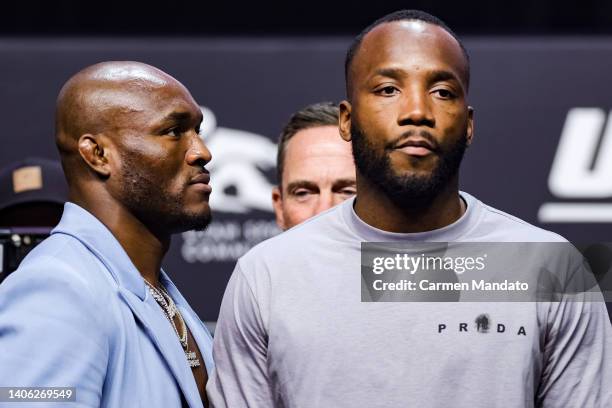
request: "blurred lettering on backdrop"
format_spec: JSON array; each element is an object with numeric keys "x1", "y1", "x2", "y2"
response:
[{"x1": 1, "y1": 37, "x2": 612, "y2": 321}]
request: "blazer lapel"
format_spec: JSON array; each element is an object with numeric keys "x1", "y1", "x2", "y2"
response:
[{"x1": 119, "y1": 288, "x2": 204, "y2": 408}]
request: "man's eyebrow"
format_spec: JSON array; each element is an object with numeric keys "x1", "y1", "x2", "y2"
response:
[
  {"x1": 373, "y1": 68, "x2": 461, "y2": 85},
  {"x1": 373, "y1": 67, "x2": 405, "y2": 80},
  {"x1": 332, "y1": 178, "x2": 357, "y2": 190},
  {"x1": 286, "y1": 180, "x2": 319, "y2": 192},
  {"x1": 428, "y1": 69, "x2": 461, "y2": 84},
  {"x1": 160, "y1": 110, "x2": 201, "y2": 124}
]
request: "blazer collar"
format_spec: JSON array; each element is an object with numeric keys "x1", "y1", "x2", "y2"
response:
[
  {"x1": 52, "y1": 202, "x2": 148, "y2": 300},
  {"x1": 119, "y1": 287, "x2": 205, "y2": 408}
]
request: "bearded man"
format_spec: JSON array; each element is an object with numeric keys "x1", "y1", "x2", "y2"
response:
[
  {"x1": 0, "y1": 61, "x2": 214, "y2": 407},
  {"x1": 208, "y1": 10, "x2": 612, "y2": 407}
]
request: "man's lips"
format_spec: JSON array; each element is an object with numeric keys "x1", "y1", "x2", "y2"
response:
[
  {"x1": 189, "y1": 173, "x2": 212, "y2": 193},
  {"x1": 394, "y1": 138, "x2": 436, "y2": 157}
]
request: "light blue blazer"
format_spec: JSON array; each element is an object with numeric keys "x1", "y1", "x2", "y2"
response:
[{"x1": 0, "y1": 203, "x2": 213, "y2": 407}]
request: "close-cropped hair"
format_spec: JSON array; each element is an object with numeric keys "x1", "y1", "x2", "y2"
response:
[
  {"x1": 276, "y1": 102, "x2": 339, "y2": 185},
  {"x1": 344, "y1": 9, "x2": 471, "y2": 96}
]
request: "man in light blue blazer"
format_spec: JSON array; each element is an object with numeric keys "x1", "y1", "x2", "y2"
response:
[{"x1": 0, "y1": 61, "x2": 214, "y2": 407}]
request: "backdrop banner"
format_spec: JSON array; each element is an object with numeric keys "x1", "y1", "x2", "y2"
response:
[{"x1": 1, "y1": 37, "x2": 611, "y2": 321}]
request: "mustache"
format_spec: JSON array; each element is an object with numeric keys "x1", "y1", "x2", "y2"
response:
[{"x1": 385, "y1": 130, "x2": 440, "y2": 152}]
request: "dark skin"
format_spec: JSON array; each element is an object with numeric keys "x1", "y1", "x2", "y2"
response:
[
  {"x1": 339, "y1": 21, "x2": 474, "y2": 233},
  {"x1": 55, "y1": 62, "x2": 211, "y2": 404}
]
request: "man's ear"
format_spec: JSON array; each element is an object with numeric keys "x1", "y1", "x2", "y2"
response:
[
  {"x1": 466, "y1": 106, "x2": 475, "y2": 146},
  {"x1": 77, "y1": 133, "x2": 112, "y2": 178},
  {"x1": 339, "y1": 100, "x2": 352, "y2": 142},
  {"x1": 272, "y1": 186, "x2": 287, "y2": 231}
]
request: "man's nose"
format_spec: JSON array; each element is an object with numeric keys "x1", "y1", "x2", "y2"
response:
[
  {"x1": 314, "y1": 190, "x2": 335, "y2": 214},
  {"x1": 185, "y1": 132, "x2": 212, "y2": 166},
  {"x1": 397, "y1": 87, "x2": 435, "y2": 127}
]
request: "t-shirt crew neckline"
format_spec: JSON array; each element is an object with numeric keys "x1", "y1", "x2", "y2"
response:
[{"x1": 341, "y1": 191, "x2": 484, "y2": 242}]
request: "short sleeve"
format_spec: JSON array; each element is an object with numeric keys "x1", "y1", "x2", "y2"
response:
[{"x1": 207, "y1": 261, "x2": 276, "y2": 407}]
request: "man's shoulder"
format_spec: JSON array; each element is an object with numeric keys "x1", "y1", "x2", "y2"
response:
[
  {"x1": 240, "y1": 203, "x2": 349, "y2": 265},
  {"x1": 21, "y1": 232, "x2": 100, "y2": 270},
  {"x1": 4, "y1": 232, "x2": 114, "y2": 299},
  {"x1": 475, "y1": 199, "x2": 567, "y2": 242}
]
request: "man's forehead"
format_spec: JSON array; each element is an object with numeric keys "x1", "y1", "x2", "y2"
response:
[
  {"x1": 138, "y1": 83, "x2": 198, "y2": 111},
  {"x1": 95, "y1": 80, "x2": 196, "y2": 112},
  {"x1": 361, "y1": 20, "x2": 462, "y2": 57},
  {"x1": 283, "y1": 127, "x2": 355, "y2": 185},
  {"x1": 283, "y1": 153, "x2": 356, "y2": 184},
  {"x1": 369, "y1": 19, "x2": 433, "y2": 40},
  {"x1": 285, "y1": 126, "x2": 352, "y2": 160},
  {"x1": 353, "y1": 20, "x2": 467, "y2": 82},
  {"x1": 79, "y1": 62, "x2": 194, "y2": 106}
]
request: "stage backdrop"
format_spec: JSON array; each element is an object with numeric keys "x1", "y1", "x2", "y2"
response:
[{"x1": 1, "y1": 37, "x2": 611, "y2": 322}]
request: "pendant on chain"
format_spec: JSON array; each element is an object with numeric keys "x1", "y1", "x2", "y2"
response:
[{"x1": 186, "y1": 351, "x2": 201, "y2": 367}]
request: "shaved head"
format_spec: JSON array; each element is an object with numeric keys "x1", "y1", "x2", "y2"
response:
[
  {"x1": 54, "y1": 61, "x2": 212, "y2": 233},
  {"x1": 55, "y1": 61, "x2": 186, "y2": 182}
]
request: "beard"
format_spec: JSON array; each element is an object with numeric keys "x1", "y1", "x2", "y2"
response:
[
  {"x1": 350, "y1": 122, "x2": 467, "y2": 207},
  {"x1": 117, "y1": 154, "x2": 211, "y2": 234}
]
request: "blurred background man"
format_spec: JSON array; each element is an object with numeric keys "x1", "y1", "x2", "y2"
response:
[
  {"x1": 272, "y1": 102, "x2": 356, "y2": 230},
  {"x1": 0, "y1": 157, "x2": 68, "y2": 281},
  {"x1": 0, "y1": 157, "x2": 67, "y2": 227}
]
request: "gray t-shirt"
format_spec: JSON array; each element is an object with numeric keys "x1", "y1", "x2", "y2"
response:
[{"x1": 207, "y1": 192, "x2": 612, "y2": 407}]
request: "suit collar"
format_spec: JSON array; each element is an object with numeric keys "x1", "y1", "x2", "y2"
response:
[
  {"x1": 119, "y1": 287, "x2": 204, "y2": 408},
  {"x1": 52, "y1": 202, "x2": 148, "y2": 300}
]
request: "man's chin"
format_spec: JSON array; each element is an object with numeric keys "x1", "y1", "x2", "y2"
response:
[
  {"x1": 169, "y1": 210, "x2": 212, "y2": 233},
  {"x1": 390, "y1": 168, "x2": 436, "y2": 183},
  {"x1": 389, "y1": 156, "x2": 439, "y2": 175},
  {"x1": 189, "y1": 211, "x2": 212, "y2": 232},
  {"x1": 380, "y1": 173, "x2": 440, "y2": 201}
]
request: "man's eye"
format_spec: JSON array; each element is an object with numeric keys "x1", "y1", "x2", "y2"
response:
[
  {"x1": 433, "y1": 89, "x2": 455, "y2": 99},
  {"x1": 293, "y1": 189, "x2": 310, "y2": 197},
  {"x1": 376, "y1": 86, "x2": 399, "y2": 96},
  {"x1": 167, "y1": 128, "x2": 181, "y2": 137},
  {"x1": 340, "y1": 188, "x2": 357, "y2": 195}
]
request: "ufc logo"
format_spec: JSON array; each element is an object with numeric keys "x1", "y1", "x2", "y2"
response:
[{"x1": 538, "y1": 108, "x2": 612, "y2": 223}]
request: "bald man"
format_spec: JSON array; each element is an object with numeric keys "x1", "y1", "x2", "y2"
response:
[
  {"x1": 0, "y1": 62, "x2": 213, "y2": 407},
  {"x1": 272, "y1": 102, "x2": 356, "y2": 230}
]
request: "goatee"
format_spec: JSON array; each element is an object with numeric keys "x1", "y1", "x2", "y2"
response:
[{"x1": 350, "y1": 123, "x2": 467, "y2": 208}]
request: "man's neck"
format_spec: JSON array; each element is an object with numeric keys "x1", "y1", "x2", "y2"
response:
[
  {"x1": 353, "y1": 175, "x2": 465, "y2": 234},
  {"x1": 72, "y1": 193, "x2": 169, "y2": 286}
]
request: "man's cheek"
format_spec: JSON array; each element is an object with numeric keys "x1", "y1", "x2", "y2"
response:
[{"x1": 284, "y1": 201, "x2": 315, "y2": 226}]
